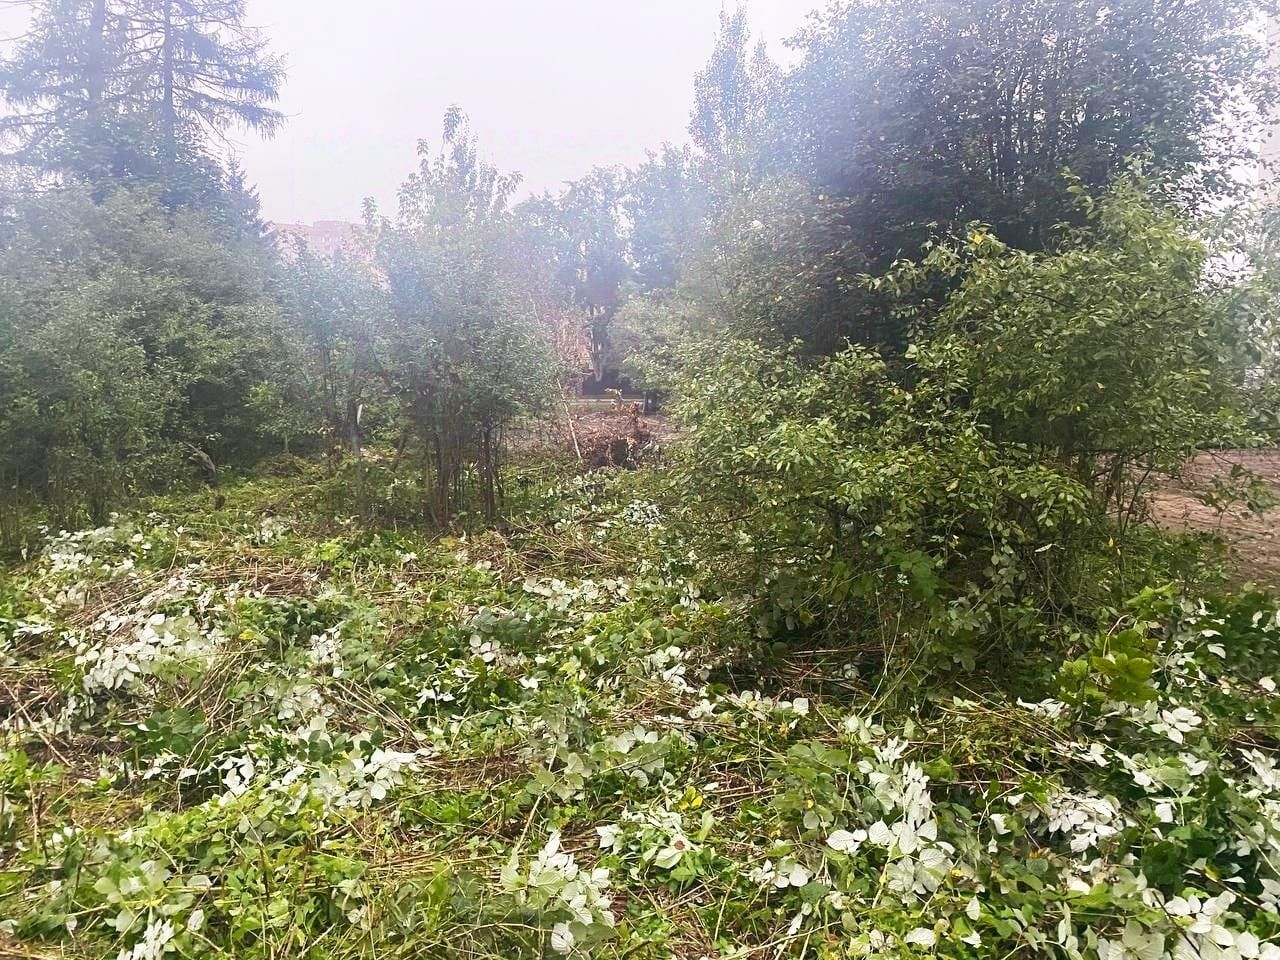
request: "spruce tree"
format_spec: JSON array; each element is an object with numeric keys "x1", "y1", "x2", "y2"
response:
[{"x1": 0, "y1": 0, "x2": 284, "y2": 187}]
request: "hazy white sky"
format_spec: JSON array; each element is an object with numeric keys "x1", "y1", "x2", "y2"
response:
[{"x1": 232, "y1": 0, "x2": 822, "y2": 224}]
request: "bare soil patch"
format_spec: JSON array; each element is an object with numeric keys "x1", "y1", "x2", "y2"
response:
[
  {"x1": 1149, "y1": 449, "x2": 1280, "y2": 585},
  {"x1": 507, "y1": 400, "x2": 677, "y2": 465}
]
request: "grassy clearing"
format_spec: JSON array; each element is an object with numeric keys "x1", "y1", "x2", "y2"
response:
[{"x1": 1, "y1": 468, "x2": 1279, "y2": 960}]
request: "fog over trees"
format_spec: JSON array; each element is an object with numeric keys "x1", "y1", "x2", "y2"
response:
[{"x1": 2, "y1": 4, "x2": 1280, "y2": 959}]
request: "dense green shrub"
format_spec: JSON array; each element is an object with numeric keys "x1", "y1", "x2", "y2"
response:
[
  {"x1": 887, "y1": 181, "x2": 1262, "y2": 522},
  {"x1": 667, "y1": 185, "x2": 1262, "y2": 672},
  {"x1": 0, "y1": 185, "x2": 282, "y2": 536},
  {"x1": 670, "y1": 339, "x2": 1101, "y2": 670}
]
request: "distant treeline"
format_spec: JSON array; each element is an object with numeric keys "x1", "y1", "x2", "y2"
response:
[{"x1": 0, "y1": 0, "x2": 1277, "y2": 541}]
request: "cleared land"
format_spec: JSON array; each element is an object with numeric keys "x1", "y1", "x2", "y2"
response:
[{"x1": 1150, "y1": 449, "x2": 1280, "y2": 584}]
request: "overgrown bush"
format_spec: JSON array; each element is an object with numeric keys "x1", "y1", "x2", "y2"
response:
[
  {"x1": 886, "y1": 181, "x2": 1262, "y2": 524},
  {"x1": 0, "y1": 185, "x2": 282, "y2": 538},
  {"x1": 667, "y1": 185, "x2": 1262, "y2": 673},
  {"x1": 369, "y1": 109, "x2": 558, "y2": 524},
  {"x1": 670, "y1": 339, "x2": 1102, "y2": 672}
]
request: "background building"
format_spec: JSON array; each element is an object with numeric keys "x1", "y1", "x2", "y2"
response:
[{"x1": 270, "y1": 220, "x2": 363, "y2": 260}]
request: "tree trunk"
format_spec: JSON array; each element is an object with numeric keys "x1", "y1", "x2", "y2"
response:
[
  {"x1": 79, "y1": 0, "x2": 110, "y2": 183},
  {"x1": 480, "y1": 426, "x2": 497, "y2": 522},
  {"x1": 347, "y1": 397, "x2": 365, "y2": 517},
  {"x1": 160, "y1": 0, "x2": 176, "y2": 171},
  {"x1": 590, "y1": 306, "x2": 607, "y2": 380},
  {"x1": 86, "y1": 0, "x2": 108, "y2": 112}
]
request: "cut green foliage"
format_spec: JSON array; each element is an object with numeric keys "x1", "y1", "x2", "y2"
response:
[{"x1": 1, "y1": 480, "x2": 1279, "y2": 960}]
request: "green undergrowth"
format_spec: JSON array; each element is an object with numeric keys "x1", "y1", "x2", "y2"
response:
[{"x1": 2, "y1": 470, "x2": 1280, "y2": 960}]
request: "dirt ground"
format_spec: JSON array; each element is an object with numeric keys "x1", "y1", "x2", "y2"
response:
[
  {"x1": 507, "y1": 401, "x2": 677, "y2": 463},
  {"x1": 1149, "y1": 449, "x2": 1280, "y2": 585}
]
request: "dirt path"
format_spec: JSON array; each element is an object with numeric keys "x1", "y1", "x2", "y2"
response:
[{"x1": 1149, "y1": 449, "x2": 1280, "y2": 585}]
